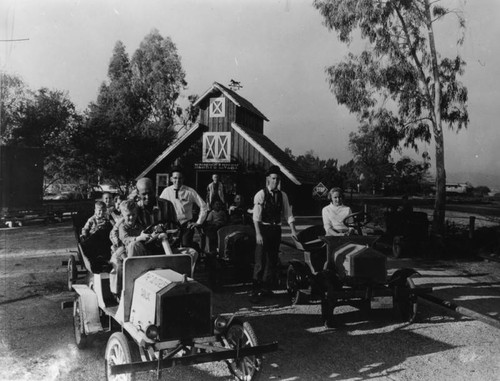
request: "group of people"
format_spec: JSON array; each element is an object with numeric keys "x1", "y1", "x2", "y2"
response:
[{"x1": 79, "y1": 165, "x2": 356, "y2": 327}]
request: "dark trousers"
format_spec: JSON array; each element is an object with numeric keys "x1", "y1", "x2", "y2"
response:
[
  {"x1": 180, "y1": 222, "x2": 195, "y2": 248},
  {"x1": 253, "y1": 224, "x2": 281, "y2": 290}
]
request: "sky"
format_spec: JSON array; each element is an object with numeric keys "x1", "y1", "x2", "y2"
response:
[{"x1": 2, "y1": 0, "x2": 500, "y2": 188}]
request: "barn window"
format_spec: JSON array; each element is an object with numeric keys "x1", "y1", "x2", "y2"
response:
[
  {"x1": 209, "y1": 97, "x2": 225, "y2": 118},
  {"x1": 202, "y1": 132, "x2": 231, "y2": 162}
]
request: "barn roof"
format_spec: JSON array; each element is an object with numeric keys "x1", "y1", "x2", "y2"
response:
[
  {"x1": 135, "y1": 123, "x2": 205, "y2": 180},
  {"x1": 231, "y1": 122, "x2": 314, "y2": 185},
  {"x1": 194, "y1": 82, "x2": 269, "y2": 122}
]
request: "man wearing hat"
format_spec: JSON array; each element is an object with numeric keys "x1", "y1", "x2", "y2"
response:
[{"x1": 251, "y1": 165, "x2": 298, "y2": 301}]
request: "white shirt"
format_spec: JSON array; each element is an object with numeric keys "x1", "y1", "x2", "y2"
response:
[
  {"x1": 160, "y1": 185, "x2": 208, "y2": 225},
  {"x1": 322, "y1": 203, "x2": 352, "y2": 236},
  {"x1": 252, "y1": 187, "x2": 295, "y2": 225}
]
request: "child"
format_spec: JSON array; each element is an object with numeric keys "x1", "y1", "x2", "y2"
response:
[
  {"x1": 228, "y1": 194, "x2": 249, "y2": 225},
  {"x1": 81, "y1": 201, "x2": 111, "y2": 239},
  {"x1": 80, "y1": 201, "x2": 112, "y2": 272},
  {"x1": 117, "y1": 199, "x2": 151, "y2": 257},
  {"x1": 204, "y1": 200, "x2": 227, "y2": 253},
  {"x1": 109, "y1": 194, "x2": 126, "y2": 225},
  {"x1": 110, "y1": 200, "x2": 149, "y2": 296},
  {"x1": 102, "y1": 192, "x2": 114, "y2": 216}
]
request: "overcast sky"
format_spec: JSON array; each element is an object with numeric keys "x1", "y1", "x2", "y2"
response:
[{"x1": 2, "y1": 0, "x2": 500, "y2": 187}]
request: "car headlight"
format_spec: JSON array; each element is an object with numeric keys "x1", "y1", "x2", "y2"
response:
[
  {"x1": 145, "y1": 324, "x2": 159, "y2": 340},
  {"x1": 214, "y1": 315, "x2": 229, "y2": 331}
]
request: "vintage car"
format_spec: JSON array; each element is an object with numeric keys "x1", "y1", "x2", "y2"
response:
[
  {"x1": 286, "y1": 212, "x2": 432, "y2": 323},
  {"x1": 204, "y1": 224, "x2": 256, "y2": 288},
  {"x1": 63, "y1": 217, "x2": 277, "y2": 380}
]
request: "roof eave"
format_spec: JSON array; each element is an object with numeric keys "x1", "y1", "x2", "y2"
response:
[{"x1": 231, "y1": 122, "x2": 301, "y2": 185}]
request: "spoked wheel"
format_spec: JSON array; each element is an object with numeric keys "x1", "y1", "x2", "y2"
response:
[
  {"x1": 390, "y1": 269, "x2": 420, "y2": 323},
  {"x1": 67, "y1": 254, "x2": 77, "y2": 291},
  {"x1": 286, "y1": 265, "x2": 308, "y2": 305},
  {"x1": 105, "y1": 332, "x2": 139, "y2": 381},
  {"x1": 222, "y1": 321, "x2": 261, "y2": 381},
  {"x1": 73, "y1": 296, "x2": 88, "y2": 349}
]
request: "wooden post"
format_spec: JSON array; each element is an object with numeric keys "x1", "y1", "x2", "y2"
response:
[{"x1": 469, "y1": 216, "x2": 476, "y2": 240}]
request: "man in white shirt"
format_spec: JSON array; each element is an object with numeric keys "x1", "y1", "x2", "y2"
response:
[
  {"x1": 252, "y1": 165, "x2": 298, "y2": 301},
  {"x1": 160, "y1": 168, "x2": 208, "y2": 248}
]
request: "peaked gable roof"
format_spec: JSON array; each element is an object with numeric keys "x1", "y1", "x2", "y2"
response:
[
  {"x1": 136, "y1": 123, "x2": 204, "y2": 180},
  {"x1": 194, "y1": 82, "x2": 269, "y2": 122},
  {"x1": 231, "y1": 122, "x2": 313, "y2": 185}
]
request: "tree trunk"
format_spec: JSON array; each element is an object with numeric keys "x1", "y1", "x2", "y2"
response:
[
  {"x1": 424, "y1": 0, "x2": 446, "y2": 234},
  {"x1": 433, "y1": 130, "x2": 446, "y2": 234}
]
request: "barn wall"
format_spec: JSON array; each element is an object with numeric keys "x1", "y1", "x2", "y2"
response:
[{"x1": 235, "y1": 108, "x2": 263, "y2": 134}]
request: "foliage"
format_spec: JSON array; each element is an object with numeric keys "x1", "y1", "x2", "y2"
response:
[
  {"x1": 388, "y1": 155, "x2": 432, "y2": 195},
  {"x1": 348, "y1": 110, "x2": 400, "y2": 190},
  {"x1": 285, "y1": 148, "x2": 344, "y2": 188},
  {"x1": 0, "y1": 72, "x2": 30, "y2": 140},
  {"x1": 314, "y1": 0, "x2": 468, "y2": 232},
  {"x1": 473, "y1": 186, "x2": 491, "y2": 196},
  {"x1": 82, "y1": 30, "x2": 192, "y2": 187},
  {"x1": 1, "y1": 76, "x2": 84, "y2": 189}
]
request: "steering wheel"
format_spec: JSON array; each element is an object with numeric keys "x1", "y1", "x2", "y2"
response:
[
  {"x1": 143, "y1": 222, "x2": 180, "y2": 244},
  {"x1": 342, "y1": 212, "x2": 372, "y2": 234}
]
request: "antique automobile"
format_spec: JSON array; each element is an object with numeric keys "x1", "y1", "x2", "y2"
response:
[
  {"x1": 384, "y1": 209, "x2": 430, "y2": 258},
  {"x1": 63, "y1": 217, "x2": 277, "y2": 380},
  {"x1": 205, "y1": 224, "x2": 256, "y2": 288},
  {"x1": 286, "y1": 212, "x2": 432, "y2": 323},
  {"x1": 66, "y1": 211, "x2": 113, "y2": 291}
]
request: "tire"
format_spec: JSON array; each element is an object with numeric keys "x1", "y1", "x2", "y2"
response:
[
  {"x1": 286, "y1": 265, "x2": 308, "y2": 305},
  {"x1": 392, "y1": 271, "x2": 421, "y2": 323},
  {"x1": 68, "y1": 255, "x2": 77, "y2": 291},
  {"x1": 223, "y1": 321, "x2": 262, "y2": 381},
  {"x1": 73, "y1": 296, "x2": 88, "y2": 349},
  {"x1": 105, "y1": 332, "x2": 139, "y2": 381}
]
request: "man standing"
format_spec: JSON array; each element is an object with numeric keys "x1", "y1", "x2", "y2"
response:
[
  {"x1": 160, "y1": 168, "x2": 208, "y2": 248},
  {"x1": 206, "y1": 173, "x2": 225, "y2": 208},
  {"x1": 252, "y1": 165, "x2": 298, "y2": 301}
]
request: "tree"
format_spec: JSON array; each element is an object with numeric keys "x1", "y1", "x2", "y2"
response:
[
  {"x1": 391, "y1": 155, "x2": 432, "y2": 195},
  {"x1": 0, "y1": 72, "x2": 30, "y2": 141},
  {"x1": 83, "y1": 31, "x2": 190, "y2": 187},
  {"x1": 131, "y1": 29, "x2": 187, "y2": 128},
  {"x1": 285, "y1": 148, "x2": 343, "y2": 188},
  {"x1": 348, "y1": 110, "x2": 400, "y2": 191},
  {"x1": 314, "y1": 0, "x2": 468, "y2": 233},
  {"x1": 1, "y1": 81, "x2": 84, "y2": 189}
]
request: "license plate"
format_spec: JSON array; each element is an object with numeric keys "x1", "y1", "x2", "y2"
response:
[{"x1": 371, "y1": 296, "x2": 393, "y2": 309}]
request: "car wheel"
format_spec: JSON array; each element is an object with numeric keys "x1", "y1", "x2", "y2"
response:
[
  {"x1": 286, "y1": 265, "x2": 308, "y2": 305},
  {"x1": 391, "y1": 269, "x2": 420, "y2": 323},
  {"x1": 73, "y1": 296, "x2": 88, "y2": 349},
  {"x1": 222, "y1": 321, "x2": 261, "y2": 381},
  {"x1": 105, "y1": 332, "x2": 139, "y2": 381}
]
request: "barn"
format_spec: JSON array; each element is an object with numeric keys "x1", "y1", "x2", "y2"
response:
[{"x1": 137, "y1": 81, "x2": 315, "y2": 213}]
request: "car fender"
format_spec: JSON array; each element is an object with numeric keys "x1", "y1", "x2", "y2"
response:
[
  {"x1": 72, "y1": 284, "x2": 103, "y2": 334},
  {"x1": 288, "y1": 259, "x2": 312, "y2": 277}
]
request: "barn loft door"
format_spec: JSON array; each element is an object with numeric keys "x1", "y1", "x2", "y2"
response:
[{"x1": 202, "y1": 132, "x2": 231, "y2": 162}]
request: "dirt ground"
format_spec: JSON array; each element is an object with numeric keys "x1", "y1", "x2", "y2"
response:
[{"x1": 1, "y1": 220, "x2": 500, "y2": 381}]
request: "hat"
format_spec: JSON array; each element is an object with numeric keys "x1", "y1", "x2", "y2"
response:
[{"x1": 266, "y1": 165, "x2": 281, "y2": 176}]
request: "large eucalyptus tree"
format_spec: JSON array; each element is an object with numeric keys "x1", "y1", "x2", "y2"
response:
[{"x1": 314, "y1": 0, "x2": 468, "y2": 233}]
